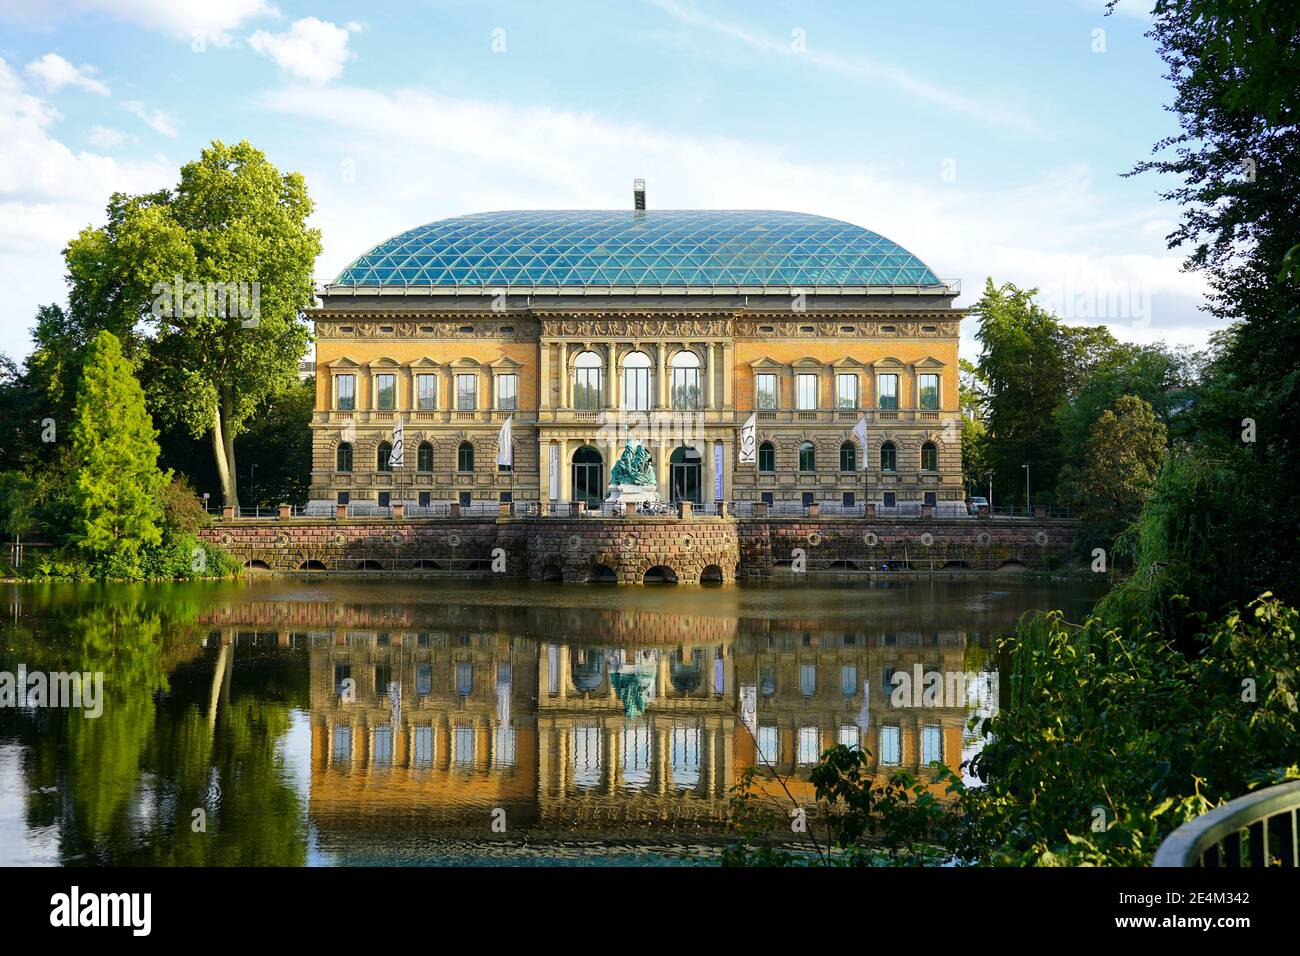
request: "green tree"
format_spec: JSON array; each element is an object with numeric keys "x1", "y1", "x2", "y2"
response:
[
  {"x1": 234, "y1": 375, "x2": 315, "y2": 507},
  {"x1": 64, "y1": 140, "x2": 320, "y2": 507},
  {"x1": 972, "y1": 279, "x2": 1122, "y2": 506},
  {"x1": 1059, "y1": 395, "x2": 1168, "y2": 553},
  {"x1": 958, "y1": 358, "x2": 990, "y2": 499},
  {"x1": 67, "y1": 330, "x2": 169, "y2": 574}
]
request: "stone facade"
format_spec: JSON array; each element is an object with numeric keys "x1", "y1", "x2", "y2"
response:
[{"x1": 309, "y1": 297, "x2": 965, "y2": 511}]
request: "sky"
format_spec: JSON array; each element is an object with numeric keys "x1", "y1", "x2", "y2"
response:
[{"x1": 0, "y1": 0, "x2": 1209, "y2": 362}]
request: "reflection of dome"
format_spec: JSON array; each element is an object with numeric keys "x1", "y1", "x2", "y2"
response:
[
  {"x1": 611, "y1": 669, "x2": 654, "y2": 719},
  {"x1": 571, "y1": 653, "x2": 603, "y2": 692}
]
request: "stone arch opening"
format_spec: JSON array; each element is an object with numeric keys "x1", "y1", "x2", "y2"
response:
[
  {"x1": 298, "y1": 559, "x2": 327, "y2": 571},
  {"x1": 828, "y1": 559, "x2": 859, "y2": 571},
  {"x1": 541, "y1": 561, "x2": 564, "y2": 582},
  {"x1": 586, "y1": 563, "x2": 618, "y2": 583},
  {"x1": 243, "y1": 559, "x2": 272, "y2": 572},
  {"x1": 643, "y1": 565, "x2": 678, "y2": 584},
  {"x1": 997, "y1": 559, "x2": 1028, "y2": 572},
  {"x1": 572, "y1": 445, "x2": 604, "y2": 509},
  {"x1": 413, "y1": 559, "x2": 441, "y2": 570},
  {"x1": 357, "y1": 559, "x2": 384, "y2": 571},
  {"x1": 699, "y1": 564, "x2": 724, "y2": 584}
]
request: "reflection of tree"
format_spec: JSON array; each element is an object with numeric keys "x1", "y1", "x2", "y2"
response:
[{"x1": 1, "y1": 591, "x2": 308, "y2": 865}]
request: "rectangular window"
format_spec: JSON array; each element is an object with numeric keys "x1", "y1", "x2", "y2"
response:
[
  {"x1": 756, "y1": 373, "x2": 778, "y2": 410},
  {"x1": 798, "y1": 726, "x2": 820, "y2": 766},
  {"x1": 840, "y1": 664, "x2": 857, "y2": 696},
  {"x1": 416, "y1": 374, "x2": 437, "y2": 410},
  {"x1": 836, "y1": 373, "x2": 858, "y2": 409},
  {"x1": 412, "y1": 726, "x2": 434, "y2": 769},
  {"x1": 880, "y1": 725, "x2": 901, "y2": 765},
  {"x1": 453, "y1": 722, "x2": 475, "y2": 769},
  {"x1": 332, "y1": 725, "x2": 352, "y2": 765},
  {"x1": 796, "y1": 373, "x2": 817, "y2": 410},
  {"x1": 495, "y1": 373, "x2": 517, "y2": 410},
  {"x1": 623, "y1": 367, "x2": 650, "y2": 411},
  {"x1": 456, "y1": 374, "x2": 477, "y2": 411},
  {"x1": 336, "y1": 374, "x2": 355, "y2": 411},
  {"x1": 919, "y1": 373, "x2": 940, "y2": 410},
  {"x1": 757, "y1": 726, "x2": 779, "y2": 764},
  {"x1": 375, "y1": 373, "x2": 396, "y2": 410},
  {"x1": 878, "y1": 374, "x2": 898, "y2": 410},
  {"x1": 672, "y1": 368, "x2": 700, "y2": 410},
  {"x1": 922, "y1": 725, "x2": 943, "y2": 765},
  {"x1": 799, "y1": 664, "x2": 816, "y2": 696},
  {"x1": 455, "y1": 661, "x2": 472, "y2": 696},
  {"x1": 372, "y1": 726, "x2": 393, "y2": 769},
  {"x1": 838, "y1": 725, "x2": 861, "y2": 749}
]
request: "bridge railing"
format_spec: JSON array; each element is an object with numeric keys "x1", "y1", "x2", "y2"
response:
[{"x1": 1153, "y1": 780, "x2": 1300, "y2": 867}]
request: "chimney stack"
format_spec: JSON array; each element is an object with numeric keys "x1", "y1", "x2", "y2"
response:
[{"x1": 633, "y1": 179, "x2": 646, "y2": 210}]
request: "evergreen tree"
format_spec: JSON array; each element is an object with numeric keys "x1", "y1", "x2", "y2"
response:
[{"x1": 67, "y1": 330, "x2": 169, "y2": 573}]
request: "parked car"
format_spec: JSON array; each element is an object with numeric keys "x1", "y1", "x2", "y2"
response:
[{"x1": 968, "y1": 496, "x2": 989, "y2": 515}]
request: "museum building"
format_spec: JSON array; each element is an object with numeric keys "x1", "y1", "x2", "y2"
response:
[{"x1": 308, "y1": 188, "x2": 964, "y2": 511}]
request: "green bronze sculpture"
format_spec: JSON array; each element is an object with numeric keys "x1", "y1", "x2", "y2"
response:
[{"x1": 609, "y1": 438, "x2": 656, "y2": 487}]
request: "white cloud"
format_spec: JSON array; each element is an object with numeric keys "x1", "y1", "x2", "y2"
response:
[
  {"x1": 249, "y1": 17, "x2": 354, "y2": 84},
  {"x1": 25, "y1": 53, "x2": 110, "y2": 96},
  {"x1": 0, "y1": 58, "x2": 174, "y2": 357},
  {"x1": 644, "y1": 0, "x2": 1039, "y2": 135},
  {"x1": 87, "y1": 125, "x2": 130, "y2": 149},
  {"x1": 257, "y1": 82, "x2": 1213, "y2": 352},
  {"x1": 0, "y1": 0, "x2": 278, "y2": 46},
  {"x1": 123, "y1": 99, "x2": 178, "y2": 137}
]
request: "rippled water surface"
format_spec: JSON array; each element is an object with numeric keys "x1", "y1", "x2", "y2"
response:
[{"x1": 0, "y1": 577, "x2": 1104, "y2": 865}]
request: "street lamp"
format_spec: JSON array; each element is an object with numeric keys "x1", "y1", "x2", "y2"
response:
[{"x1": 1022, "y1": 463, "x2": 1030, "y2": 515}]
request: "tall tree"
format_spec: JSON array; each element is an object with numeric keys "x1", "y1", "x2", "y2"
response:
[
  {"x1": 64, "y1": 140, "x2": 320, "y2": 506},
  {"x1": 1058, "y1": 395, "x2": 1168, "y2": 553},
  {"x1": 67, "y1": 330, "x2": 169, "y2": 573}
]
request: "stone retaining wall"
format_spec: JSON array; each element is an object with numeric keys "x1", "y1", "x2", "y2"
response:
[{"x1": 199, "y1": 516, "x2": 1075, "y2": 584}]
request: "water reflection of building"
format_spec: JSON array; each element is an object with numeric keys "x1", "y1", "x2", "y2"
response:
[{"x1": 295, "y1": 606, "x2": 992, "y2": 834}]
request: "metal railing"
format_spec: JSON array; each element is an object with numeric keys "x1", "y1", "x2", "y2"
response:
[{"x1": 1154, "y1": 780, "x2": 1300, "y2": 867}]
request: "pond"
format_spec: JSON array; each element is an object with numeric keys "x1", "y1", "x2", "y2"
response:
[{"x1": 0, "y1": 577, "x2": 1105, "y2": 866}]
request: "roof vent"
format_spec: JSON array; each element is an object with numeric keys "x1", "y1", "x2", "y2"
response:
[{"x1": 633, "y1": 179, "x2": 646, "y2": 210}]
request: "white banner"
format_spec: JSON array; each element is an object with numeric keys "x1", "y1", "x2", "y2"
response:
[
  {"x1": 738, "y1": 411, "x2": 757, "y2": 464},
  {"x1": 714, "y1": 442, "x2": 723, "y2": 501},
  {"x1": 389, "y1": 416, "x2": 405, "y2": 468},
  {"x1": 549, "y1": 443, "x2": 558, "y2": 499},
  {"x1": 852, "y1": 416, "x2": 869, "y2": 470},
  {"x1": 495, "y1": 415, "x2": 513, "y2": 468}
]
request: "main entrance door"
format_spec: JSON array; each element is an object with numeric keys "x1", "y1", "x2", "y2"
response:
[
  {"x1": 669, "y1": 446, "x2": 702, "y2": 504},
  {"x1": 572, "y1": 446, "x2": 604, "y2": 507}
]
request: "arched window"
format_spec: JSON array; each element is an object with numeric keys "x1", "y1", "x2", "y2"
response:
[
  {"x1": 839, "y1": 442, "x2": 856, "y2": 472},
  {"x1": 377, "y1": 441, "x2": 393, "y2": 472},
  {"x1": 880, "y1": 441, "x2": 897, "y2": 472},
  {"x1": 921, "y1": 441, "x2": 938, "y2": 471},
  {"x1": 671, "y1": 350, "x2": 701, "y2": 410},
  {"x1": 572, "y1": 350, "x2": 603, "y2": 411},
  {"x1": 799, "y1": 441, "x2": 816, "y2": 472},
  {"x1": 336, "y1": 442, "x2": 352, "y2": 472},
  {"x1": 622, "y1": 351, "x2": 652, "y2": 411},
  {"x1": 417, "y1": 441, "x2": 433, "y2": 472},
  {"x1": 758, "y1": 441, "x2": 775, "y2": 473},
  {"x1": 457, "y1": 441, "x2": 474, "y2": 472}
]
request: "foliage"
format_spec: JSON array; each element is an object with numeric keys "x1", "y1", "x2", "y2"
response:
[
  {"x1": 234, "y1": 375, "x2": 315, "y2": 507},
  {"x1": 722, "y1": 749, "x2": 963, "y2": 867},
  {"x1": 64, "y1": 140, "x2": 321, "y2": 506},
  {"x1": 971, "y1": 279, "x2": 1124, "y2": 506},
  {"x1": 957, "y1": 594, "x2": 1300, "y2": 865},
  {"x1": 1058, "y1": 395, "x2": 1168, "y2": 555},
  {"x1": 66, "y1": 330, "x2": 169, "y2": 576}
]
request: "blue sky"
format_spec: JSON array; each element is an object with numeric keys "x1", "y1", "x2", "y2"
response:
[{"x1": 0, "y1": 0, "x2": 1207, "y2": 360}]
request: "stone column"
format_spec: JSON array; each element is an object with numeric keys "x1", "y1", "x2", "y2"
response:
[
  {"x1": 558, "y1": 342, "x2": 569, "y2": 409},
  {"x1": 558, "y1": 440, "x2": 571, "y2": 502},
  {"x1": 655, "y1": 344, "x2": 667, "y2": 409},
  {"x1": 539, "y1": 341, "x2": 551, "y2": 410},
  {"x1": 723, "y1": 342, "x2": 735, "y2": 410},
  {"x1": 605, "y1": 342, "x2": 618, "y2": 410},
  {"x1": 703, "y1": 343, "x2": 714, "y2": 410}
]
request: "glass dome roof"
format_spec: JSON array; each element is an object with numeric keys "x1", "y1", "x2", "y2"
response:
[{"x1": 330, "y1": 210, "x2": 943, "y2": 290}]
